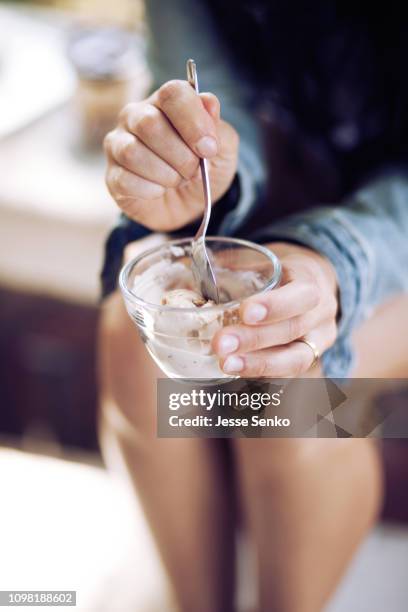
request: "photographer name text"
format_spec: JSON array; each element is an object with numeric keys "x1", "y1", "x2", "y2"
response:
[{"x1": 168, "y1": 414, "x2": 291, "y2": 428}]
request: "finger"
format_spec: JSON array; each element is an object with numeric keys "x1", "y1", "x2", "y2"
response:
[
  {"x1": 200, "y1": 92, "x2": 221, "y2": 121},
  {"x1": 120, "y1": 103, "x2": 200, "y2": 180},
  {"x1": 220, "y1": 344, "x2": 312, "y2": 378},
  {"x1": 240, "y1": 278, "x2": 320, "y2": 325},
  {"x1": 220, "y1": 322, "x2": 336, "y2": 378},
  {"x1": 213, "y1": 309, "x2": 320, "y2": 357},
  {"x1": 105, "y1": 129, "x2": 182, "y2": 188},
  {"x1": 106, "y1": 163, "x2": 165, "y2": 202},
  {"x1": 153, "y1": 80, "x2": 218, "y2": 158}
]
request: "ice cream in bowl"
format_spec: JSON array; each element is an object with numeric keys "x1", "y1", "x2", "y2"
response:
[{"x1": 119, "y1": 236, "x2": 281, "y2": 380}]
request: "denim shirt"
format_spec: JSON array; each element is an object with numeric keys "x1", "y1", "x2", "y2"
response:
[{"x1": 102, "y1": 0, "x2": 408, "y2": 378}]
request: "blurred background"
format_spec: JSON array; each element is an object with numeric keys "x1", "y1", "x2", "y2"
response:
[
  {"x1": 0, "y1": 1, "x2": 407, "y2": 610},
  {"x1": 0, "y1": 0, "x2": 149, "y2": 451},
  {"x1": 0, "y1": 1, "x2": 172, "y2": 610}
]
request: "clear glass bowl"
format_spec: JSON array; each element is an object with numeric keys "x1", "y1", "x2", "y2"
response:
[{"x1": 119, "y1": 237, "x2": 281, "y2": 380}]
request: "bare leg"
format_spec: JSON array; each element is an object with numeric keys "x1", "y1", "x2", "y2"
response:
[
  {"x1": 98, "y1": 293, "x2": 236, "y2": 612},
  {"x1": 233, "y1": 438, "x2": 382, "y2": 612},
  {"x1": 232, "y1": 296, "x2": 408, "y2": 612}
]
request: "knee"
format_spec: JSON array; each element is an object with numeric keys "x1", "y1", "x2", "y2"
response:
[
  {"x1": 235, "y1": 439, "x2": 320, "y2": 495},
  {"x1": 98, "y1": 292, "x2": 142, "y2": 396},
  {"x1": 98, "y1": 292, "x2": 158, "y2": 440},
  {"x1": 234, "y1": 438, "x2": 383, "y2": 509}
]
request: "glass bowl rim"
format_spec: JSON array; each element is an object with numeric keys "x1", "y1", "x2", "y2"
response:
[{"x1": 119, "y1": 236, "x2": 282, "y2": 314}]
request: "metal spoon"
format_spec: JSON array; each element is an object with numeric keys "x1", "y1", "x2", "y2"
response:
[{"x1": 186, "y1": 58, "x2": 220, "y2": 303}]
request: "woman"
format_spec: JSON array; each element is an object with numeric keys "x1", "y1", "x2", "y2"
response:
[{"x1": 99, "y1": 1, "x2": 408, "y2": 610}]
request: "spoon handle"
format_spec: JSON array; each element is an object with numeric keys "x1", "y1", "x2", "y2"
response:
[{"x1": 186, "y1": 58, "x2": 212, "y2": 240}]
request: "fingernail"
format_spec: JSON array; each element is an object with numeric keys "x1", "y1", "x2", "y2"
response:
[
  {"x1": 244, "y1": 303, "x2": 267, "y2": 324},
  {"x1": 223, "y1": 355, "x2": 244, "y2": 374},
  {"x1": 218, "y1": 334, "x2": 239, "y2": 355},
  {"x1": 196, "y1": 136, "x2": 217, "y2": 157}
]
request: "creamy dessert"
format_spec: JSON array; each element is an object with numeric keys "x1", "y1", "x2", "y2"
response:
[{"x1": 132, "y1": 254, "x2": 265, "y2": 379}]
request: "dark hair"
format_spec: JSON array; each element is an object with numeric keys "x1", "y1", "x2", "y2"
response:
[
  {"x1": 206, "y1": 1, "x2": 408, "y2": 155},
  {"x1": 205, "y1": 1, "x2": 408, "y2": 214},
  {"x1": 207, "y1": 0, "x2": 408, "y2": 203}
]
